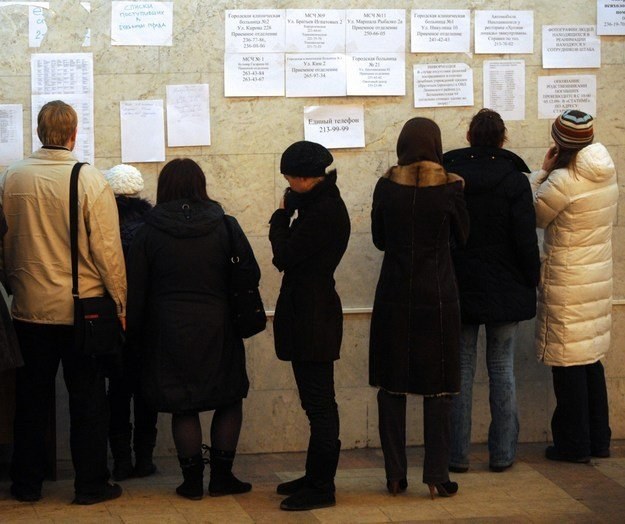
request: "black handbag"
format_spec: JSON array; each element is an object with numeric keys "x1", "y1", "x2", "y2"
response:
[
  {"x1": 223, "y1": 215, "x2": 266, "y2": 339},
  {"x1": 70, "y1": 162, "x2": 123, "y2": 357}
]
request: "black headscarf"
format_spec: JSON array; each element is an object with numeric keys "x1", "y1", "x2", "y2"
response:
[{"x1": 396, "y1": 117, "x2": 443, "y2": 166}]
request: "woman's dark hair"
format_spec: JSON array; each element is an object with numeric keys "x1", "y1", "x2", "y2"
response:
[
  {"x1": 548, "y1": 146, "x2": 579, "y2": 177},
  {"x1": 467, "y1": 108, "x2": 507, "y2": 148},
  {"x1": 156, "y1": 158, "x2": 211, "y2": 204}
]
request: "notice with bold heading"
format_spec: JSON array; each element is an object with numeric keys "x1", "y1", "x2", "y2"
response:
[
  {"x1": 225, "y1": 10, "x2": 285, "y2": 53},
  {"x1": 346, "y1": 53, "x2": 405, "y2": 96},
  {"x1": 286, "y1": 54, "x2": 346, "y2": 97},
  {"x1": 483, "y1": 60, "x2": 525, "y2": 121},
  {"x1": 542, "y1": 26, "x2": 601, "y2": 69},
  {"x1": 475, "y1": 11, "x2": 533, "y2": 54},
  {"x1": 411, "y1": 10, "x2": 470, "y2": 53},
  {"x1": 166, "y1": 84, "x2": 210, "y2": 147},
  {"x1": 285, "y1": 9, "x2": 345, "y2": 52},
  {"x1": 30, "y1": 52, "x2": 94, "y2": 163},
  {"x1": 120, "y1": 100, "x2": 165, "y2": 163},
  {"x1": 413, "y1": 63, "x2": 473, "y2": 108},
  {"x1": 304, "y1": 105, "x2": 365, "y2": 149},
  {"x1": 224, "y1": 53, "x2": 285, "y2": 97},
  {"x1": 537, "y1": 75, "x2": 596, "y2": 118},
  {"x1": 345, "y1": 9, "x2": 405, "y2": 53},
  {"x1": 597, "y1": 1, "x2": 625, "y2": 35},
  {"x1": 111, "y1": 1, "x2": 173, "y2": 46},
  {"x1": 0, "y1": 104, "x2": 23, "y2": 166}
]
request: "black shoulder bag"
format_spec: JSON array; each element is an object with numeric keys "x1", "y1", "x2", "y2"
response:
[
  {"x1": 70, "y1": 162, "x2": 122, "y2": 357},
  {"x1": 223, "y1": 215, "x2": 266, "y2": 339}
]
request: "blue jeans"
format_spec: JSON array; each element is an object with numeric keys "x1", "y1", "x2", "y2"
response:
[{"x1": 450, "y1": 322, "x2": 519, "y2": 469}]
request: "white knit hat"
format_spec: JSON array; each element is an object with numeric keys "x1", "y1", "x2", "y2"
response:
[{"x1": 104, "y1": 164, "x2": 144, "y2": 195}]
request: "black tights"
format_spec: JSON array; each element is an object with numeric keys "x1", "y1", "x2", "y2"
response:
[{"x1": 172, "y1": 400, "x2": 243, "y2": 458}]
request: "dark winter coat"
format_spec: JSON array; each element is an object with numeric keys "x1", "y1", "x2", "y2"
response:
[
  {"x1": 115, "y1": 195, "x2": 153, "y2": 259},
  {"x1": 126, "y1": 199, "x2": 259, "y2": 413},
  {"x1": 269, "y1": 172, "x2": 351, "y2": 362},
  {"x1": 369, "y1": 161, "x2": 469, "y2": 396},
  {"x1": 443, "y1": 147, "x2": 540, "y2": 324}
]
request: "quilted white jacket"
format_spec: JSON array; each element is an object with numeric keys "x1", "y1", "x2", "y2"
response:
[{"x1": 530, "y1": 143, "x2": 618, "y2": 366}]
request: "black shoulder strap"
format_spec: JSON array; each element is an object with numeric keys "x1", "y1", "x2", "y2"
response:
[{"x1": 70, "y1": 162, "x2": 88, "y2": 299}]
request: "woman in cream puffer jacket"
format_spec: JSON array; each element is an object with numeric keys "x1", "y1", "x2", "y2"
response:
[{"x1": 530, "y1": 110, "x2": 618, "y2": 463}]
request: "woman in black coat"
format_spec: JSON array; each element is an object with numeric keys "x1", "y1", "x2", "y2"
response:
[
  {"x1": 126, "y1": 158, "x2": 260, "y2": 501},
  {"x1": 443, "y1": 109, "x2": 540, "y2": 474},
  {"x1": 369, "y1": 118, "x2": 469, "y2": 499},
  {"x1": 269, "y1": 141, "x2": 350, "y2": 511}
]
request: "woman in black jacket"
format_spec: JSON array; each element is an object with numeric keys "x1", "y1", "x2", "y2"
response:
[
  {"x1": 269, "y1": 141, "x2": 350, "y2": 511},
  {"x1": 370, "y1": 117, "x2": 469, "y2": 499},
  {"x1": 126, "y1": 158, "x2": 260, "y2": 500},
  {"x1": 443, "y1": 109, "x2": 540, "y2": 473}
]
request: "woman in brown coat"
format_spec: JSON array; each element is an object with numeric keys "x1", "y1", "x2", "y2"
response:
[{"x1": 369, "y1": 118, "x2": 469, "y2": 498}]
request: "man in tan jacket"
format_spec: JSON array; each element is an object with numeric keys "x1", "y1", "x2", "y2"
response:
[{"x1": 0, "y1": 100, "x2": 127, "y2": 504}]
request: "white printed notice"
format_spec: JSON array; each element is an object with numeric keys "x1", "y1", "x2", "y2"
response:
[
  {"x1": 413, "y1": 63, "x2": 473, "y2": 108},
  {"x1": 286, "y1": 9, "x2": 345, "y2": 52},
  {"x1": 411, "y1": 10, "x2": 470, "y2": 53},
  {"x1": 224, "y1": 53, "x2": 284, "y2": 97},
  {"x1": 286, "y1": 54, "x2": 346, "y2": 97},
  {"x1": 28, "y1": 4, "x2": 49, "y2": 48},
  {"x1": 111, "y1": 1, "x2": 173, "y2": 46},
  {"x1": 475, "y1": 11, "x2": 533, "y2": 54},
  {"x1": 225, "y1": 10, "x2": 285, "y2": 53},
  {"x1": 542, "y1": 26, "x2": 601, "y2": 69},
  {"x1": 483, "y1": 60, "x2": 525, "y2": 121},
  {"x1": 537, "y1": 75, "x2": 596, "y2": 119},
  {"x1": 345, "y1": 9, "x2": 405, "y2": 53},
  {"x1": 597, "y1": 1, "x2": 625, "y2": 35},
  {"x1": 346, "y1": 54, "x2": 405, "y2": 96},
  {"x1": 30, "y1": 53, "x2": 94, "y2": 163},
  {"x1": 120, "y1": 100, "x2": 165, "y2": 163},
  {"x1": 0, "y1": 104, "x2": 23, "y2": 166},
  {"x1": 304, "y1": 105, "x2": 365, "y2": 149},
  {"x1": 166, "y1": 84, "x2": 210, "y2": 147}
]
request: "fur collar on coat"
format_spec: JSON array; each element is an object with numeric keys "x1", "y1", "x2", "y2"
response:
[{"x1": 384, "y1": 160, "x2": 464, "y2": 188}]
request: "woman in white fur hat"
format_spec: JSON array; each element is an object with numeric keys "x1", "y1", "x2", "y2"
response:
[{"x1": 104, "y1": 164, "x2": 159, "y2": 481}]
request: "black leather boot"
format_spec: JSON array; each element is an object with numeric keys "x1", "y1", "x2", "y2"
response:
[
  {"x1": 176, "y1": 454, "x2": 205, "y2": 500},
  {"x1": 207, "y1": 447, "x2": 252, "y2": 497},
  {"x1": 109, "y1": 426, "x2": 133, "y2": 481},
  {"x1": 280, "y1": 440, "x2": 340, "y2": 511},
  {"x1": 133, "y1": 428, "x2": 157, "y2": 477}
]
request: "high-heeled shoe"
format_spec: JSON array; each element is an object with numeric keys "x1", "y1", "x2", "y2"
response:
[
  {"x1": 427, "y1": 480, "x2": 458, "y2": 500},
  {"x1": 386, "y1": 478, "x2": 408, "y2": 495}
]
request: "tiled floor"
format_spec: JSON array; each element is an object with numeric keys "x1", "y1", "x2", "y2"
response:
[{"x1": 2, "y1": 441, "x2": 625, "y2": 523}]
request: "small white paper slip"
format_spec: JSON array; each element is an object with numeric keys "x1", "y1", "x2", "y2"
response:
[
  {"x1": 597, "y1": 1, "x2": 625, "y2": 35},
  {"x1": 537, "y1": 75, "x2": 596, "y2": 119},
  {"x1": 304, "y1": 105, "x2": 365, "y2": 149},
  {"x1": 28, "y1": 4, "x2": 49, "y2": 48},
  {"x1": 224, "y1": 53, "x2": 285, "y2": 97},
  {"x1": 474, "y1": 10, "x2": 533, "y2": 54},
  {"x1": 286, "y1": 54, "x2": 346, "y2": 98},
  {"x1": 225, "y1": 9, "x2": 285, "y2": 53},
  {"x1": 542, "y1": 26, "x2": 601, "y2": 69},
  {"x1": 120, "y1": 100, "x2": 166, "y2": 163},
  {"x1": 166, "y1": 84, "x2": 210, "y2": 147},
  {"x1": 413, "y1": 63, "x2": 474, "y2": 108},
  {"x1": 411, "y1": 10, "x2": 470, "y2": 53},
  {"x1": 0, "y1": 104, "x2": 24, "y2": 166},
  {"x1": 345, "y1": 9, "x2": 405, "y2": 53},
  {"x1": 346, "y1": 54, "x2": 405, "y2": 96},
  {"x1": 285, "y1": 9, "x2": 345, "y2": 53},
  {"x1": 111, "y1": 1, "x2": 173, "y2": 46},
  {"x1": 483, "y1": 60, "x2": 525, "y2": 121}
]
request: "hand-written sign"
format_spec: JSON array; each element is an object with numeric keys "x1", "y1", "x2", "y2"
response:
[
  {"x1": 304, "y1": 105, "x2": 365, "y2": 149},
  {"x1": 111, "y1": 1, "x2": 173, "y2": 46}
]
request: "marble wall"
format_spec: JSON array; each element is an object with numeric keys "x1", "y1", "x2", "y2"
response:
[{"x1": 0, "y1": 0, "x2": 623, "y2": 459}]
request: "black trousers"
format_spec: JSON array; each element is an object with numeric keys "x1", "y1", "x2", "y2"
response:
[
  {"x1": 10, "y1": 321, "x2": 111, "y2": 497},
  {"x1": 292, "y1": 361, "x2": 340, "y2": 483},
  {"x1": 108, "y1": 354, "x2": 158, "y2": 441},
  {"x1": 551, "y1": 361, "x2": 611, "y2": 457},
  {"x1": 378, "y1": 389, "x2": 452, "y2": 485}
]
